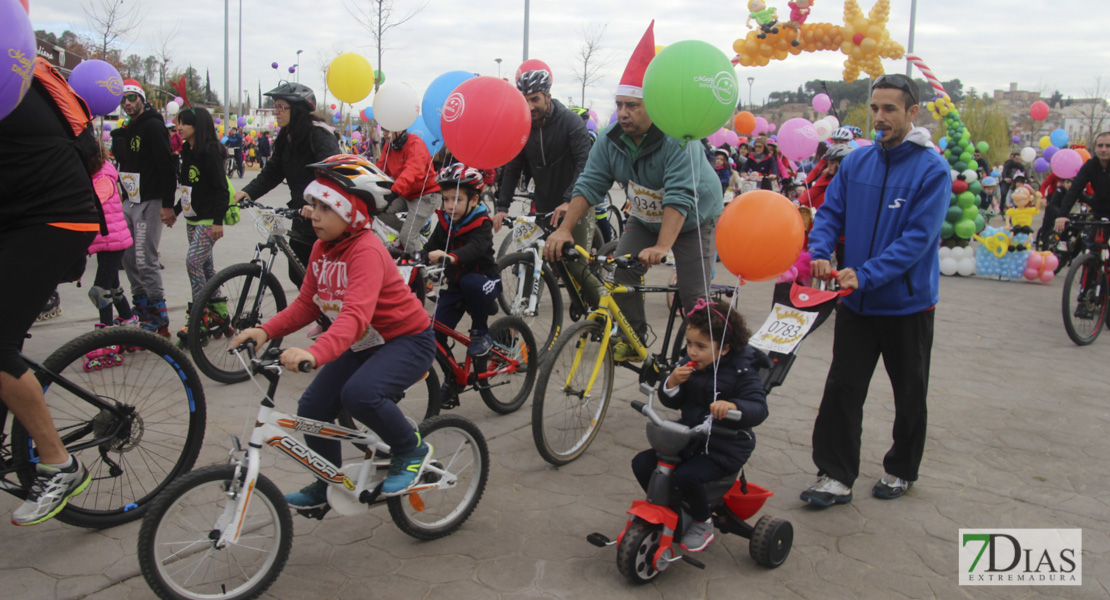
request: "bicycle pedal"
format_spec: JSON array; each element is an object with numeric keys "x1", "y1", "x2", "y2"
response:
[{"x1": 296, "y1": 505, "x2": 331, "y2": 520}]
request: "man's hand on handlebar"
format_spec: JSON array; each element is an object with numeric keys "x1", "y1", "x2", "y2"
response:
[
  {"x1": 543, "y1": 228, "x2": 574, "y2": 262},
  {"x1": 280, "y1": 347, "x2": 317, "y2": 372},
  {"x1": 230, "y1": 327, "x2": 269, "y2": 351},
  {"x1": 233, "y1": 190, "x2": 250, "y2": 204},
  {"x1": 1054, "y1": 216, "x2": 1070, "y2": 234},
  {"x1": 550, "y1": 202, "x2": 570, "y2": 227},
  {"x1": 638, "y1": 245, "x2": 670, "y2": 267},
  {"x1": 492, "y1": 211, "x2": 509, "y2": 233}
]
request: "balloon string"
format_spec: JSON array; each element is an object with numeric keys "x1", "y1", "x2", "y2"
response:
[{"x1": 686, "y1": 146, "x2": 721, "y2": 413}]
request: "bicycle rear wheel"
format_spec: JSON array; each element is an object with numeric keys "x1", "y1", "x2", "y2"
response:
[
  {"x1": 12, "y1": 328, "x2": 206, "y2": 528},
  {"x1": 497, "y1": 252, "x2": 563, "y2": 355},
  {"x1": 605, "y1": 205, "x2": 624, "y2": 243},
  {"x1": 138, "y1": 465, "x2": 292, "y2": 600},
  {"x1": 388, "y1": 415, "x2": 489, "y2": 540},
  {"x1": 1061, "y1": 252, "x2": 1108, "y2": 346},
  {"x1": 531, "y1": 319, "x2": 613, "y2": 466},
  {"x1": 476, "y1": 316, "x2": 537, "y2": 414},
  {"x1": 188, "y1": 262, "x2": 288, "y2": 384}
]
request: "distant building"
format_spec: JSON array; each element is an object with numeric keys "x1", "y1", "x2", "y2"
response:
[{"x1": 993, "y1": 83, "x2": 1041, "y2": 105}]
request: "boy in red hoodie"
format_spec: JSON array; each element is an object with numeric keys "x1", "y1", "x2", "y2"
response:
[{"x1": 233, "y1": 155, "x2": 435, "y2": 505}]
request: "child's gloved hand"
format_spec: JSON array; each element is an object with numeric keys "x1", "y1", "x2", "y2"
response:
[{"x1": 666, "y1": 360, "x2": 696, "y2": 388}]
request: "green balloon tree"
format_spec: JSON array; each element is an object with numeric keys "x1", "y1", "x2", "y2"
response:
[{"x1": 927, "y1": 95, "x2": 987, "y2": 243}]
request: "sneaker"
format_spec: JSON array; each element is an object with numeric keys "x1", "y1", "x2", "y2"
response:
[
  {"x1": 467, "y1": 330, "x2": 492, "y2": 357},
  {"x1": 872, "y1": 473, "x2": 913, "y2": 500},
  {"x1": 680, "y1": 518, "x2": 715, "y2": 552},
  {"x1": 114, "y1": 315, "x2": 140, "y2": 327},
  {"x1": 12, "y1": 457, "x2": 90, "y2": 526},
  {"x1": 612, "y1": 342, "x2": 642, "y2": 363},
  {"x1": 800, "y1": 475, "x2": 853, "y2": 507},
  {"x1": 381, "y1": 435, "x2": 432, "y2": 495},
  {"x1": 284, "y1": 480, "x2": 328, "y2": 509}
]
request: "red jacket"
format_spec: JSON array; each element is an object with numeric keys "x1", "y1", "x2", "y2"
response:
[
  {"x1": 798, "y1": 171, "x2": 833, "y2": 211},
  {"x1": 375, "y1": 134, "x2": 441, "y2": 200},
  {"x1": 261, "y1": 229, "x2": 429, "y2": 365}
]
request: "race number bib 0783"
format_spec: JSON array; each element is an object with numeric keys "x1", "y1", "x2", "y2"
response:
[
  {"x1": 748, "y1": 303, "x2": 819, "y2": 354},
  {"x1": 627, "y1": 180, "x2": 665, "y2": 224}
]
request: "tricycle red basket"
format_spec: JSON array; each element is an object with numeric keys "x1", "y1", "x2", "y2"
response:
[{"x1": 723, "y1": 481, "x2": 773, "y2": 521}]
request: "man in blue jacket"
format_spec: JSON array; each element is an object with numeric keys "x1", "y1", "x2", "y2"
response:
[{"x1": 800, "y1": 74, "x2": 950, "y2": 507}]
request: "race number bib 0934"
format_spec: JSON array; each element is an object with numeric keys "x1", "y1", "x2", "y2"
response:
[
  {"x1": 119, "y1": 172, "x2": 141, "y2": 204},
  {"x1": 627, "y1": 180, "x2": 664, "y2": 224}
]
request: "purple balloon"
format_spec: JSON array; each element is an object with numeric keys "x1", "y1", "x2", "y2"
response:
[
  {"x1": 1, "y1": 0, "x2": 36, "y2": 122},
  {"x1": 608, "y1": 111, "x2": 618, "y2": 125},
  {"x1": 237, "y1": 117, "x2": 247, "y2": 127},
  {"x1": 586, "y1": 119, "x2": 598, "y2": 133},
  {"x1": 215, "y1": 117, "x2": 221, "y2": 124},
  {"x1": 271, "y1": 62, "x2": 279, "y2": 69},
  {"x1": 1051, "y1": 149, "x2": 1083, "y2": 178},
  {"x1": 174, "y1": 96, "x2": 184, "y2": 105},
  {"x1": 1034, "y1": 157, "x2": 1050, "y2": 173},
  {"x1": 288, "y1": 66, "x2": 296, "y2": 74},
  {"x1": 103, "y1": 122, "x2": 112, "y2": 131},
  {"x1": 1012, "y1": 135, "x2": 1021, "y2": 144},
  {"x1": 778, "y1": 118, "x2": 820, "y2": 162},
  {"x1": 68, "y1": 59, "x2": 124, "y2": 117},
  {"x1": 1043, "y1": 145, "x2": 1059, "y2": 161}
]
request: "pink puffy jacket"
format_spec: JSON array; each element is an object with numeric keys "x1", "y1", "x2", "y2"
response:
[{"x1": 87, "y1": 161, "x2": 133, "y2": 254}]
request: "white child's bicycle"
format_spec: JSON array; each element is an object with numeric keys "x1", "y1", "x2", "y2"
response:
[{"x1": 137, "y1": 341, "x2": 489, "y2": 600}]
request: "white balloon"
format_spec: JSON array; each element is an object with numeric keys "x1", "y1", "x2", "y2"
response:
[
  {"x1": 1021, "y1": 147, "x2": 1037, "y2": 163},
  {"x1": 940, "y1": 257, "x2": 958, "y2": 276},
  {"x1": 165, "y1": 101, "x2": 180, "y2": 115},
  {"x1": 372, "y1": 82, "x2": 420, "y2": 132},
  {"x1": 962, "y1": 169, "x2": 978, "y2": 183},
  {"x1": 951, "y1": 169, "x2": 960, "y2": 181},
  {"x1": 938, "y1": 246, "x2": 951, "y2": 259},
  {"x1": 950, "y1": 246, "x2": 965, "y2": 259},
  {"x1": 814, "y1": 119, "x2": 832, "y2": 140},
  {"x1": 824, "y1": 115, "x2": 839, "y2": 130},
  {"x1": 957, "y1": 257, "x2": 976, "y2": 277}
]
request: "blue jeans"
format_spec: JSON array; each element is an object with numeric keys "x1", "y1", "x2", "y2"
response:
[{"x1": 298, "y1": 326, "x2": 435, "y2": 467}]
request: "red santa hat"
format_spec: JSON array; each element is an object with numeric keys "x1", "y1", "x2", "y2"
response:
[
  {"x1": 615, "y1": 21, "x2": 655, "y2": 98},
  {"x1": 303, "y1": 177, "x2": 371, "y2": 232},
  {"x1": 122, "y1": 79, "x2": 146, "y2": 100}
]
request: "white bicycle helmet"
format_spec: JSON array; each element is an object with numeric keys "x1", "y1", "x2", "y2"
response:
[
  {"x1": 306, "y1": 154, "x2": 395, "y2": 213},
  {"x1": 436, "y1": 163, "x2": 486, "y2": 192},
  {"x1": 831, "y1": 127, "x2": 853, "y2": 142},
  {"x1": 825, "y1": 145, "x2": 854, "y2": 162}
]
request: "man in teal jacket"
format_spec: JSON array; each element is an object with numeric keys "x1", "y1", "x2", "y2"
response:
[{"x1": 544, "y1": 95, "x2": 722, "y2": 361}]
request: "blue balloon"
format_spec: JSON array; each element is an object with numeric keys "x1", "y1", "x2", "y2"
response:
[
  {"x1": 362, "y1": 106, "x2": 374, "y2": 120},
  {"x1": 1050, "y1": 128, "x2": 1069, "y2": 148},
  {"x1": 421, "y1": 70, "x2": 477, "y2": 141},
  {"x1": 406, "y1": 114, "x2": 443, "y2": 155},
  {"x1": 939, "y1": 136, "x2": 948, "y2": 150},
  {"x1": 332, "y1": 113, "x2": 341, "y2": 122}
]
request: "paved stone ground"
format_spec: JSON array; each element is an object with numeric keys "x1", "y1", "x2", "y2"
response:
[{"x1": 3, "y1": 176, "x2": 1107, "y2": 599}]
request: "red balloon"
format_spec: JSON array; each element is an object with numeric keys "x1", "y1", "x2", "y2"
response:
[
  {"x1": 330, "y1": 103, "x2": 337, "y2": 110},
  {"x1": 952, "y1": 180, "x2": 968, "y2": 194},
  {"x1": 1030, "y1": 101, "x2": 1049, "y2": 121},
  {"x1": 440, "y1": 77, "x2": 530, "y2": 169},
  {"x1": 20, "y1": 0, "x2": 29, "y2": 13},
  {"x1": 715, "y1": 190, "x2": 804, "y2": 281},
  {"x1": 514, "y1": 59, "x2": 552, "y2": 83}
]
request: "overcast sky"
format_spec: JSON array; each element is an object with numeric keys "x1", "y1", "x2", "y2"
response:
[{"x1": 32, "y1": 0, "x2": 1110, "y2": 122}]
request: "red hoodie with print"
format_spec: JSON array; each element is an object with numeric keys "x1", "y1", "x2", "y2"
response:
[{"x1": 261, "y1": 229, "x2": 429, "y2": 365}]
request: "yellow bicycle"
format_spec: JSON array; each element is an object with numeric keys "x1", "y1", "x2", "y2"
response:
[{"x1": 531, "y1": 244, "x2": 693, "y2": 466}]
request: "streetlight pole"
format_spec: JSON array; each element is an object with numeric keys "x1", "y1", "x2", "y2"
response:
[
  {"x1": 237, "y1": 0, "x2": 242, "y2": 118},
  {"x1": 495, "y1": 58, "x2": 502, "y2": 79},
  {"x1": 905, "y1": 0, "x2": 917, "y2": 77},
  {"x1": 747, "y1": 77, "x2": 755, "y2": 111},
  {"x1": 223, "y1": 0, "x2": 229, "y2": 130},
  {"x1": 523, "y1": 0, "x2": 530, "y2": 62},
  {"x1": 295, "y1": 50, "x2": 303, "y2": 83}
]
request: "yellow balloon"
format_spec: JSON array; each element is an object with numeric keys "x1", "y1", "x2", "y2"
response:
[
  {"x1": 327, "y1": 53, "x2": 374, "y2": 104},
  {"x1": 655, "y1": 45, "x2": 666, "y2": 55},
  {"x1": 1039, "y1": 135, "x2": 1051, "y2": 150}
]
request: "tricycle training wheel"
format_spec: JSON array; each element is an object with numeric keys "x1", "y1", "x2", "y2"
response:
[{"x1": 749, "y1": 514, "x2": 793, "y2": 568}]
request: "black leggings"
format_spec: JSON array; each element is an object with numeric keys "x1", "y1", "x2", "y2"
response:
[
  {"x1": 0, "y1": 225, "x2": 95, "y2": 377},
  {"x1": 632, "y1": 449, "x2": 732, "y2": 521}
]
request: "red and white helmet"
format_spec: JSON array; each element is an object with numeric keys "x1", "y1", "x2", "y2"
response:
[
  {"x1": 436, "y1": 163, "x2": 485, "y2": 192},
  {"x1": 306, "y1": 154, "x2": 395, "y2": 213}
]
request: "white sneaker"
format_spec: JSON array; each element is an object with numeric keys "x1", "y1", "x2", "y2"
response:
[
  {"x1": 799, "y1": 475, "x2": 853, "y2": 507},
  {"x1": 872, "y1": 473, "x2": 913, "y2": 499},
  {"x1": 12, "y1": 458, "x2": 90, "y2": 526}
]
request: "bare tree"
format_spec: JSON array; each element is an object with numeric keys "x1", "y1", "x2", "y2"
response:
[
  {"x1": 152, "y1": 21, "x2": 181, "y2": 91},
  {"x1": 343, "y1": 0, "x2": 428, "y2": 91},
  {"x1": 83, "y1": 0, "x2": 143, "y2": 61},
  {"x1": 571, "y1": 24, "x2": 611, "y2": 108},
  {"x1": 1073, "y1": 77, "x2": 1109, "y2": 148}
]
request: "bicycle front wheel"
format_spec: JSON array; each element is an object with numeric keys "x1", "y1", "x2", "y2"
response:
[
  {"x1": 477, "y1": 316, "x2": 537, "y2": 414},
  {"x1": 12, "y1": 328, "x2": 206, "y2": 528},
  {"x1": 531, "y1": 319, "x2": 613, "y2": 466},
  {"x1": 189, "y1": 262, "x2": 288, "y2": 384},
  {"x1": 388, "y1": 415, "x2": 489, "y2": 540},
  {"x1": 1062, "y1": 252, "x2": 1108, "y2": 346},
  {"x1": 497, "y1": 252, "x2": 563, "y2": 355},
  {"x1": 138, "y1": 465, "x2": 293, "y2": 600}
]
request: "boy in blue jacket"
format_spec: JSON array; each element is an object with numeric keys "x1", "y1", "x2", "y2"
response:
[{"x1": 801, "y1": 74, "x2": 950, "y2": 507}]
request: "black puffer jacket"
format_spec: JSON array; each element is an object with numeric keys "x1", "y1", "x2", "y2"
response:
[
  {"x1": 241, "y1": 121, "x2": 340, "y2": 210},
  {"x1": 658, "y1": 346, "x2": 770, "y2": 472},
  {"x1": 421, "y1": 205, "x2": 497, "y2": 291},
  {"x1": 110, "y1": 103, "x2": 177, "y2": 207},
  {"x1": 496, "y1": 99, "x2": 591, "y2": 214}
]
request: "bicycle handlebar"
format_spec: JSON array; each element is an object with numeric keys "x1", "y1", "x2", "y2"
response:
[
  {"x1": 561, "y1": 242, "x2": 670, "y2": 268},
  {"x1": 238, "y1": 199, "x2": 302, "y2": 219}
]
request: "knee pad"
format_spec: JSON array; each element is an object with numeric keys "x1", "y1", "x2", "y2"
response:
[{"x1": 88, "y1": 285, "x2": 113, "y2": 309}]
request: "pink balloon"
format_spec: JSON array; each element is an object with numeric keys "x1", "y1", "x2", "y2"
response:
[
  {"x1": 855, "y1": 139, "x2": 873, "y2": 147},
  {"x1": 1027, "y1": 252, "x2": 1043, "y2": 269},
  {"x1": 1045, "y1": 253, "x2": 1060, "y2": 271},
  {"x1": 707, "y1": 128, "x2": 728, "y2": 147},
  {"x1": 812, "y1": 93, "x2": 832, "y2": 113},
  {"x1": 1050, "y1": 149, "x2": 1083, "y2": 178},
  {"x1": 769, "y1": 123, "x2": 777, "y2": 132},
  {"x1": 1040, "y1": 271, "x2": 1054, "y2": 283},
  {"x1": 723, "y1": 130, "x2": 740, "y2": 147},
  {"x1": 1023, "y1": 267, "x2": 1039, "y2": 281},
  {"x1": 777, "y1": 118, "x2": 820, "y2": 162},
  {"x1": 754, "y1": 116, "x2": 769, "y2": 135}
]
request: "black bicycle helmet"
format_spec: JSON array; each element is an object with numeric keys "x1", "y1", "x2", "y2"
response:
[
  {"x1": 516, "y1": 70, "x2": 552, "y2": 95},
  {"x1": 264, "y1": 81, "x2": 317, "y2": 111}
]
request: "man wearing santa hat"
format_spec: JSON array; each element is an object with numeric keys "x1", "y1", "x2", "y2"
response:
[{"x1": 544, "y1": 21, "x2": 723, "y2": 362}]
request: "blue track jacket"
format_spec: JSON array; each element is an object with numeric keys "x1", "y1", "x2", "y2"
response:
[{"x1": 808, "y1": 127, "x2": 950, "y2": 315}]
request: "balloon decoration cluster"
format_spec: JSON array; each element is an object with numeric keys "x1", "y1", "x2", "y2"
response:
[
  {"x1": 927, "y1": 94, "x2": 985, "y2": 242},
  {"x1": 939, "y1": 245, "x2": 976, "y2": 278},
  {"x1": 733, "y1": 0, "x2": 904, "y2": 82}
]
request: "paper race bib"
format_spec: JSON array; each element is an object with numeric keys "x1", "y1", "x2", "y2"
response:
[
  {"x1": 511, "y1": 216, "x2": 542, "y2": 251},
  {"x1": 748, "y1": 303, "x2": 819, "y2": 354},
  {"x1": 119, "y1": 172, "x2": 141, "y2": 204},
  {"x1": 627, "y1": 180, "x2": 664, "y2": 224},
  {"x1": 314, "y1": 294, "x2": 386, "y2": 352},
  {"x1": 176, "y1": 185, "x2": 195, "y2": 217},
  {"x1": 396, "y1": 265, "x2": 414, "y2": 283}
]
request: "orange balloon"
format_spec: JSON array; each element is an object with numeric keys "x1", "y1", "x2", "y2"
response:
[
  {"x1": 715, "y1": 190, "x2": 804, "y2": 281},
  {"x1": 1076, "y1": 148, "x2": 1091, "y2": 162},
  {"x1": 734, "y1": 111, "x2": 757, "y2": 135}
]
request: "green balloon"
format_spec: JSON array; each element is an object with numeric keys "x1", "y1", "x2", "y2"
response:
[
  {"x1": 969, "y1": 181, "x2": 982, "y2": 195},
  {"x1": 977, "y1": 141, "x2": 989, "y2": 153},
  {"x1": 375, "y1": 69, "x2": 385, "y2": 85},
  {"x1": 941, "y1": 221, "x2": 954, "y2": 239},
  {"x1": 958, "y1": 191, "x2": 977, "y2": 208},
  {"x1": 643, "y1": 40, "x2": 738, "y2": 142},
  {"x1": 950, "y1": 192, "x2": 958, "y2": 205},
  {"x1": 954, "y1": 161, "x2": 968, "y2": 172},
  {"x1": 963, "y1": 206, "x2": 979, "y2": 221},
  {"x1": 960, "y1": 152, "x2": 974, "y2": 164},
  {"x1": 954, "y1": 219, "x2": 976, "y2": 239},
  {"x1": 947, "y1": 205, "x2": 964, "y2": 223},
  {"x1": 944, "y1": 149, "x2": 952, "y2": 160},
  {"x1": 974, "y1": 214, "x2": 985, "y2": 233}
]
